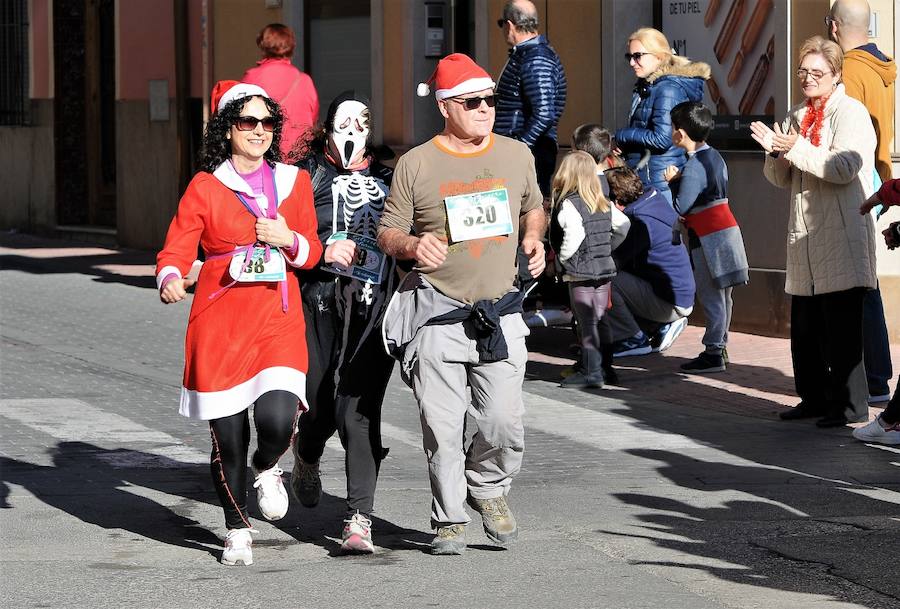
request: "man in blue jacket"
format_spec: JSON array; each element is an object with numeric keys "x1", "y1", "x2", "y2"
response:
[{"x1": 494, "y1": 0, "x2": 567, "y2": 196}]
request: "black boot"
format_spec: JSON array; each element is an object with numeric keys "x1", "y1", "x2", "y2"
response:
[
  {"x1": 601, "y1": 344, "x2": 618, "y2": 385},
  {"x1": 561, "y1": 346, "x2": 604, "y2": 388}
]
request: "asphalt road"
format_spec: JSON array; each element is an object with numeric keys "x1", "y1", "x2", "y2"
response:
[{"x1": 2, "y1": 235, "x2": 899, "y2": 609}]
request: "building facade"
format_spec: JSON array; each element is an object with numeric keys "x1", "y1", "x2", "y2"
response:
[{"x1": 1, "y1": 0, "x2": 898, "y2": 339}]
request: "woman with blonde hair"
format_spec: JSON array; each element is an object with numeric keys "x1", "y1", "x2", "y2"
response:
[
  {"x1": 615, "y1": 27, "x2": 710, "y2": 206},
  {"x1": 751, "y1": 35, "x2": 877, "y2": 428},
  {"x1": 549, "y1": 151, "x2": 629, "y2": 388}
]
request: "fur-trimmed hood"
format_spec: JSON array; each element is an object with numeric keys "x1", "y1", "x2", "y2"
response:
[{"x1": 645, "y1": 58, "x2": 711, "y2": 84}]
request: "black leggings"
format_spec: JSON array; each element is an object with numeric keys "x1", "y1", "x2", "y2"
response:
[
  {"x1": 296, "y1": 286, "x2": 394, "y2": 516},
  {"x1": 209, "y1": 390, "x2": 300, "y2": 529}
]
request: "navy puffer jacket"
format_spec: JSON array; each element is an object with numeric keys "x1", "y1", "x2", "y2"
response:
[
  {"x1": 615, "y1": 59, "x2": 709, "y2": 203},
  {"x1": 494, "y1": 35, "x2": 567, "y2": 146}
]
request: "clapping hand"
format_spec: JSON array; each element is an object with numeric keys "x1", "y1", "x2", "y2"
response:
[{"x1": 751, "y1": 121, "x2": 798, "y2": 154}]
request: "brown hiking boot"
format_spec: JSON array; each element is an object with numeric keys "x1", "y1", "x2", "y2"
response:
[
  {"x1": 431, "y1": 524, "x2": 466, "y2": 555},
  {"x1": 290, "y1": 459, "x2": 321, "y2": 508},
  {"x1": 466, "y1": 495, "x2": 518, "y2": 544}
]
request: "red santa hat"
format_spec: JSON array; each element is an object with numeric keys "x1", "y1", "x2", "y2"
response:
[
  {"x1": 210, "y1": 80, "x2": 270, "y2": 114},
  {"x1": 416, "y1": 53, "x2": 495, "y2": 100}
]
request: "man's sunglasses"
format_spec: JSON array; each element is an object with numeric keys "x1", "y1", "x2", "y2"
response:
[
  {"x1": 233, "y1": 115, "x2": 276, "y2": 132},
  {"x1": 448, "y1": 95, "x2": 496, "y2": 111}
]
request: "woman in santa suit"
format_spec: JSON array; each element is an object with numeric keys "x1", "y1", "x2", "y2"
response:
[
  {"x1": 156, "y1": 80, "x2": 323, "y2": 566},
  {"x1": 289, "y1": 91, "x2": 397, "y2": 554}
]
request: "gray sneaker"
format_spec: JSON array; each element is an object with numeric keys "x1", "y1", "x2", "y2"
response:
[
  {"x1": 466, "y1": 495, "x2": 518, "y2": 544},
  {"x1": 431, "y1": 524, "x2": 466, "y2": 555},
  {"x1": 290, "y1": 459, "x2": 321, "y2": 508}
]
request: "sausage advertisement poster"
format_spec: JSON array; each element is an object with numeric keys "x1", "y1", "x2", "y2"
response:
[{"x1": 662, "y1": 0, "x2": 777, "y2": 147}]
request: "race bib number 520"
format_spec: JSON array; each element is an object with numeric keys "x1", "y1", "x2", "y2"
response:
[{"x1": 444, "y1": 188, "x2": 514, "y2": 242}]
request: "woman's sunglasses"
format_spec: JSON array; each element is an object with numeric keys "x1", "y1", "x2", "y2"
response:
[
  {"x1": 624, "y1": 51, "x2": 653, "y2": 63},
  {"x1": 233, "y1": 115, "x2": 276, "y2": 132},
  {"x1": 448, "y1": 95, "x2": 496, "y2": 111}
]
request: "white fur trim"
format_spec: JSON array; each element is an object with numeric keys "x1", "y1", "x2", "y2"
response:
[
  {"x1": 217, "y1": 83, "x2": 269, "y2": 112},
  {"x1": 179, "y1": 366, "x2": 308, "y2": 420},
  {"x1": 212, "y1": 161, "x2": 298, "y2": 208},
  {"x1": 156, "y1": 265, "x2": 182, "y2": 290},
  {"x1": 417, "y1": 82, "x2": 431, "y2": 97},
  {"x1": 435, "y1": 77, "x2": 496, "y2": 100},
  {"x1": 285, "y1": 233, "x2": 311, "y2": 268},
  {"x1": 272, "y1": 163, "x2": 299, "y2": 206}
]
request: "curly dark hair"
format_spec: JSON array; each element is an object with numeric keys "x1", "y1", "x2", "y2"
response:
[
  {"x1": 197, "y1": 95, "x2": 284, "y2": 173},
  {"x1": 604, "y1": 165, "x2": 645, "y2": 206}
]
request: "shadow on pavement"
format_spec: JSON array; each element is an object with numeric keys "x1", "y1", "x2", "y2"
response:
[
  {"x1": 276, "y1": 490, "x2": 434, "y2": 556},
  {"x1": 604, "y1": 449, "x2": 900, "y2": 604},
  {"x1": 0, "y1": 442, "x2": 220, "y2": 559},
  {"x1": 0, "y1": 232, "x2": 158, "y2": 290},
  {"x1": 0, "y1": 440, "x2": 435, "y2": 559},
  {"x1": 524, "y1": 327, "x2": 900, "y2": 607}
]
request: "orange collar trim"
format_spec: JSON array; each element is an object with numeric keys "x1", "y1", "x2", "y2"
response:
[{"x1": 432, "y1": 133, "x2": 495, "y2": 158}]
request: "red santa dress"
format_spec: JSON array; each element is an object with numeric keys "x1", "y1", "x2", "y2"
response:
[{"x1": 156, "y1": 161, "x2": 323, "y2": 420}]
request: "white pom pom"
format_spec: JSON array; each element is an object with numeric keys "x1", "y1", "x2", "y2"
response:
[{"x1": 416, "y1": 82, "x2": 431, "y2": 97}]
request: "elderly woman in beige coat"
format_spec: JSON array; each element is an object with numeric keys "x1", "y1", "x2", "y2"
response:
[{"x1": 751, "y1": 36, "x2": 877, "y2": 428}]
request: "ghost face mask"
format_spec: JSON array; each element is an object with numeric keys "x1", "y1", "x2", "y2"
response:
[{"x1": 329, "y1": 100, "x2": 370, "y2": 169}]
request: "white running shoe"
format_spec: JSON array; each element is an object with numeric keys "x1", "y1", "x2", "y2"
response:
[
  {"x1": 221, "y1": 528, "x2": 255, "y2": 566},
  {"x1": 340, "y1": 511, "x2": 375, "y2": 554},
  {"x1": 852, "y1": 416, "x2": 900, "y2": 445},
  {"x1": 253, "y1": 465, "x2": 289, "y2": 520},
  {"x1": 653, "y1": 317, "x2": 688, "y2": 353}
]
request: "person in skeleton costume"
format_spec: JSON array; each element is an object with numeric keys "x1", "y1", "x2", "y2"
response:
[{"x1": 291, "y1": 91, "x2": 396, "y2": 554}]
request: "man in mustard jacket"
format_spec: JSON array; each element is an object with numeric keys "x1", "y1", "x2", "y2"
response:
[{"x1": 827, "y1": 0, "x2": 897, "y2": 404}]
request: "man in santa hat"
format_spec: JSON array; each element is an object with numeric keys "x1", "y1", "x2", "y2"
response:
[{"x1": 378, "y1": 53, "x2": 546, "y2": 555}]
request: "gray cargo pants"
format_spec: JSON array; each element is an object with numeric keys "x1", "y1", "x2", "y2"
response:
[{"x1": 408, "y1": 313, "x2": 528, "y2": 528}]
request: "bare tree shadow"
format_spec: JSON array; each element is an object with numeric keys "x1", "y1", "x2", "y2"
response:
[{"x1": 601, "y1": 449, "x2": 900, "y2": 605}]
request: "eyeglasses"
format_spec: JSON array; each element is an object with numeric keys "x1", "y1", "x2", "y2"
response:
[
  {"x1": 625, "y1": 52, "x2": 653, "y2": 63},
  {"x1": 448, "y1": 95, "x2": 496, "y2": 110},
  {"x1": 796, "y1": 68, "x2": 832, "y2": 81},
  {"x1": 823, "y1": 16, "x2": 838, "y2": 28},
  {"x1": 233, "y1": 115, "x2": 276, "y2": 132}
]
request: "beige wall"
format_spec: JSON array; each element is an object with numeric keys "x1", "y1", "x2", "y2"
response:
[
  {"x1": 548, "y1": 0, "x2": 603, "y2": 142},
  {"x1": 0, "y1": 101, "x2": 55, "y2": 233},
  {"x1": 381, "y1": 0, "x2": 408, "y2": 145},
  {"x1": 212, "y1": 0, "x2": 283, "y2": 83},
  {"x1": 712, "y1": 152, "x2": 792, "y2": 337},
  {"x1": 115, "y1": 101, "x2": 180, "y2": 250}
]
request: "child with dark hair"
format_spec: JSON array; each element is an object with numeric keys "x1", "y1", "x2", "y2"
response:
[
  {"x1": 664, "y1": 101, "x2": 748, "y2": 373},
  {"x1": 572, "y1": 123, "x2": 615, "y2": 198}
]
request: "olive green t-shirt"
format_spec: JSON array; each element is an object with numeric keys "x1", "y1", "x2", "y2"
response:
[{"x1": 379, "y1": 134, "x2": 543, "y2": 304}]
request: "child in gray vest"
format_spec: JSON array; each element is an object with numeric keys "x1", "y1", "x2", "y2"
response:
[{"x1": 550, "y1": 151, "x2": 630, "y2": 388}]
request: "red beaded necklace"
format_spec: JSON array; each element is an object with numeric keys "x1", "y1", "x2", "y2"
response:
[{"x1": 798, "y1": 91, "x2": 832, "y2": 147}]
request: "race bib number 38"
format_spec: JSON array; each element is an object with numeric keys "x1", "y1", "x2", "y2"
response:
[
  {"x1": 444, "y1": 188, "x2": 514, "y2": 242},
  {"x1": 229, "y1": 247, "x2": 287, "y2": 283}
]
